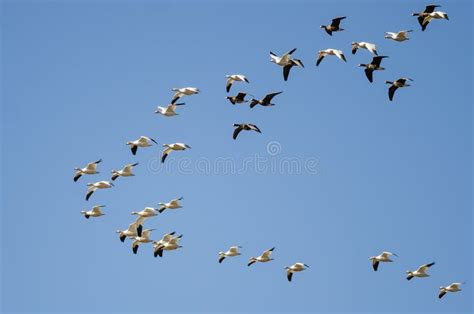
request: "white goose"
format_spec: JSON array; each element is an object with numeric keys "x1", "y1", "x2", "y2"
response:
[
  {"x1": 218, "y1": 246, "x2": 242, "y2": 263},
  {"x1": 111, "y1": 162, "x2": 138, "y2": 181},
  {"x1": 248, "y1": 247, "x2": 275, "y2": 266},
  {"x1": 439, "y1": 282, "x2": 464, "y2": 299},
  {"x1": 226, "y1": 75, "x2": 249, "y2": 93},
  {"x1": 81, "y1": 205, "x2": 105, "y2": 219},
  {"x1": 152, "y1": 231, "x2": 176, "y2": 257},
  {"x1": 171, "y1": 87, "x2": 199, "y2": 104},
  {"x1": 406, "y1": 262, "x2": 435, "y2": 280},
  {"x1": 351, "y1": 42, "x2": 378, "y2": 56},
  {"x1": 131, "y1": 207, "x2": 159, "y2": 219},
  {"x1": 116, "y1": 221, "x2": 143, "y2": 242},
  {"x1": 369, "y1": 251, "x2": 398, "y2": 271},
  {"x1": 161, "y1": 143, "x2": 191, "y2": 163},
  {"x1": 155, "y1": 103, "x2": 185, "y2": 117},
  {"x1": 158, "y1": 197, "x2": 183, "y2": 213},
  {"x1": 86, "y1": 181, "x2": 114, "y2": 201},
  {"x1": 132, "y1": 228, "x2": 155, "y2": 254},
  {"x1": 384, "y1": 30, "x2": 413, "y2": 42},
  {"x1": 285, "y1": 263, "x2": 309, "y2": 282},
  {"x1": 153, "y1": 234, "x2": 183, "y2": 257},
  {"x1": 422, "y1": 11, "x2": 449, "y2": 30},
  {"x1": 316, "y1": 49, "x2": 347, "y2": 66},
  {"x1": 126, "y1": 136, "x2": 157, "y2": 155},
  {"x1": 73, "y1": 159, "x2": 102, "y2": 182},
  {"x1": 270, "y1": 48, "x2": 303, "y2": 81}
]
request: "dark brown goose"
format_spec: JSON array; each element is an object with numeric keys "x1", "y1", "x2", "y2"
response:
[
  {"x1": 358, "y1": 56, "x2": 388, "y2": 83},
  {"x1": 226, "y1": 92, "x2": 250, "y2": 105},
  {"x1": 249, "y1": 91, "x2": 283, "y2": 108},
  {"x1": 412, "y1": 4, "x2": 441, "y2": 31},
  {"x1": 233, "y1": 123, "x2": 261, "y2": 140},
  {"x1": 320, "y1": 16, "x2": 346, "y2": 36},
  {"x1": 385, "y1": 78, "x2": 413, "y2": 101}
]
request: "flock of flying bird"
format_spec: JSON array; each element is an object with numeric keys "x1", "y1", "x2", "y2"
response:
[{"x1": 73, "y1": 3, "x2": 465, "y2": 298}]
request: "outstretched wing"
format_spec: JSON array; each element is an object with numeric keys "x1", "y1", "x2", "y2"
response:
[
  {"x1": 316, "y1": 54, "x2": 325, "y2": 66},
  {"x1": 364, "y1": 69, "x2": 374, "y2": 83},
  {"x1": 262, "y1": 92, "x2": 282, "y2": 103},
  {"x1": 283, "y1": 64, "x2": 293, "y2": 81},
  {"x1": 388, "y1": 85, "x2": 397, "y2": 101},
  {"x1": 233, "y1": 126, "x2": 243, "y2": 140},
  {"x1": 331, "y1": 16, "x2": 346, "y2": 27}
]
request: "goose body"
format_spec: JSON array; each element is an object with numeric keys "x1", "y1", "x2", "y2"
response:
[
  {"x1": 385, "y1": 30, "x2": 413, "y2": 42},
  {"x1": 385, "y1": 78, "x2": 413, "y2": 101},
  {"x1": 155, "y1": 103, "x2": 185, "y2": 117},
  {"x1": 285, "y1": 262, "x2": 309, "y2": 282},
  {"x1": 233, "y1": 123, "x2": 261, "y2": 140},
  {"x1": 249, "y1": 91, "x2": 282, "y2": 108},
  {"x1": 412, "y1": 4, "x2": 441, "y2": 31},
  {"x1": 116, "y1": 221, "x2": 143, "y2": 242},
  {"x1": 158, "y1": 197, "x2": 183, "y2": 213},
  {"x1": 111, "y1": 162, "x2": 138, "y2": 181},
  {"x1": 153, "y1": 234, "x2": 183, "y2": 257},
  {"x1": 406, "y1": 262, "x2": 435, "y2": 280},
  {"x1": 270, "y1": 48, "x2": 303, "y2": 81},
  {"x1": 218, "y1": 246, "x2": 242, "y2": 263},
  {"x1": 316, "y1": 49, "x2": 347, "y2": 66},
  {"x1": 369, "y1": 251, "x2": 398, "y2": 271},
  {"x1": 439, "y1": 282, "x2": 464, "y2": 299},
  {"x1": 81, "y1": 205, "x2": 105, "y2": 219},
  {"x1": 320, "y1": 16, "x2": 346, "y2": 36},
  {"x1": 422, "y1": 11, "x2": 449, "y2": 30},
  {"x1": 226, "y1": 92, "x2": 250, "y2": 105},
  {"x1": 73, "y1": 159, "x2": 102, "y2": 182},
  {"x1": 351, "y1": 42, "x2": 378, "y2": 55},
  {"x1": 131, "y1": 207, "x2": 160, "y2": 219},
  {"x1": 161, "y1": 143, "x2": 191, "y2": 163},
  {"x1": 226, "y1": 75, "x2": 249, "y2": 93},
  {"x1": 358, "y1": 56, "x2": 388, "y2": 83},
  {"x1": 248, "y1": 247, "x2": 275, "y2": 266},
  {"x1": 131, "y1": 229, "x2": 155, "y2": 254},
  {"x1": 171, "y1": 87, "x2": 199, "y2": 104},
  {"x1": 126, "y1": 136, "x2": 157, "y2": 155},
  {"x1": 85, "y1": 181, "x2": 114, "y2": 201}
]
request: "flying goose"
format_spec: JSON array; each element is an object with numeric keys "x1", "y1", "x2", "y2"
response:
[
  {"x1": 81, "y1": 205, "x2": 106, "y2": 219},
  {"x1": 439, "y1": 282, "x2": 465, "y2": 299},
  {"x1": 406, "y1": 262, "x2": 435, "y2": 280},
  {"x1": 126, "y1": 136, "x2": 157, "y2": 155},
  {"x1": 111, "y1": 162, "x2": 139, "y2": 181},
  {"x1": 385, "y1": 78, "x2": 413, "y2": 101},
  {"x1": 369, "y1": 251, "x2": 398, "y2": 271},
  {"x1": 218, "y1": 246, "x2": 242, "y2": 263},
  {"x1": 161, "y1": 143, "x2": 191, "y2": 163},
  {"x1": 316, "y1": 49, "x2": 347, "y2": 66},
  {"x1": 285, "y1": 263, "x2": 309, "y2": 282},
  {"x1": 351, "y1": 42, "x2": 378, "y2": 55},
  {"x1": 131, "y1": 207, "x2": 159, "y2": 219},
  {"x1": 226, "y1": 92, "x2": 251, "y2": 105},
  {"x1": 233, "y1": 123, "x2": 261, "y2": 140},
  {"x1": 320, "y1": 16, "x2": 346, "y2": 36},
  {"x1": 155, "y1": 103, "x2": 185, "y2": 117},
  {"x1": 249, "y1": 91, "x2": 282, "y2": 108},
  {"x1": 158, "y1": 197, "x2": 183, "y2": 213},
  {"x1": 85, "y1": 181, "x2": 114, "y2": 201},
  {"x1": 226, "y1": 75, "x2": 249, "y2": 93},
  {"x1": 153, "y1": 234, "x2": 183, "y2": 257},
  {"x1": 422, "y1": 11, "x2": 449, "y2": 30},
  {"x1": 412, "y1": 4, "x2": 441, "y2": 31},
  {"x1": 358, "y1": 56, "x2": 388, "y2": 83},
  {"x1": 131, "y1": 228, "x2": 155, "y2": 254},
  {"x1": 270, "y1": 49, "x2": 303, "y2": 81},
  {"x1": 116, "y1": 221, "x2": 143, "y2": 242},
  {"x1": 248, "y1": 247, "x2": 275, "y2": 266},
  {"x1": 171, "y1": 87, "x2": 200, "y2": 104},
  {"x1": 384, "y1": 30, "x2": 413, "y2": 42},
  {"x1": 73, "y1": 159, "x2": 102, "y2": 182}
]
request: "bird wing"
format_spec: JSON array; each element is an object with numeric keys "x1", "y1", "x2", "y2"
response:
[
  {"x1": 388, "y1": 85, "x2": 397, "y2": 101},
  {"x1": 331, "y1": 16, "x2": 346, "y2": 27},
  {"x1": 334, "y1": 50, "x2": 346, "y2": 62},
  {"x1": 292, "y1": 58, "x2": 304, "y2": 67},
  {"x1": 316, "y1": 54, "x2": 325, "y2": 66},
  {"x1": 86, "y1": 160, "x2": 101, "y2": 171},
  {"x1": 229, "y1": 246, "x2": 239, "y2": 253},
  {"x1": 262, "y1": 91, "x2": 282, "y2": 103},
  {"x1": 418, "y1": 262, "x2": 435, "y2": 272},
  {"x1": 73, "y1": 172, "x2": 82, "y2": 182},
  {"x1": 424, "y1": 4, "x2": 440, "y2": 13},
  {"x1": 283, "y1": 64, "x2": 293, "y2": 81},
  {"x1": 261, "y1": 248, "x2": 274, "y2": 258},
  {"x1": 351, "y1": 44, "x2": 358, "y2": 55},
  {"x1": 249, "y1": 124, "x2": 261, "y2": 133},
  {"x1": 226, "y1": 78, "x2": 233, "y2": 93},
  {"x1": 233, "y1": 126, "x2": 244, "y2": 140},
  {"x1": 438, "y1": 290, "x2": 447, "y2": 299},
  {"x1": 161, "y1": 148, "x2": 172, "y2": 163},
  {"x1": 372, "y1": 56, "x2": 387, "y2": 67},
  {"x1": 366, "y1": 43, "x2": 378, "y2": 55},
  {"x1": 372, "y1": 260, "x2": 379, "y2": 271},
  {"x1": 287, "y1": 270, "x2": 293, "y2": 282},
  {"x1": 364, "y1": 69, "x2": 374, "y2": 83},
  {"x1": 236, "y1": 92, "x2": 247, "y2": 101},
  {"x1": 280, "y1": 48, "x2": 297, "y2": 64}
]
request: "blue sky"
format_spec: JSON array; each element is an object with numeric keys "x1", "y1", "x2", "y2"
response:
[{"x1": 1, "y1": 0, "x2": 472, "y2": 313}]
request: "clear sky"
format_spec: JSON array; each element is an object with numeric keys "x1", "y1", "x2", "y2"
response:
[{"x1": 1, "y1": 0, "x2": 472, "y2": 313}]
